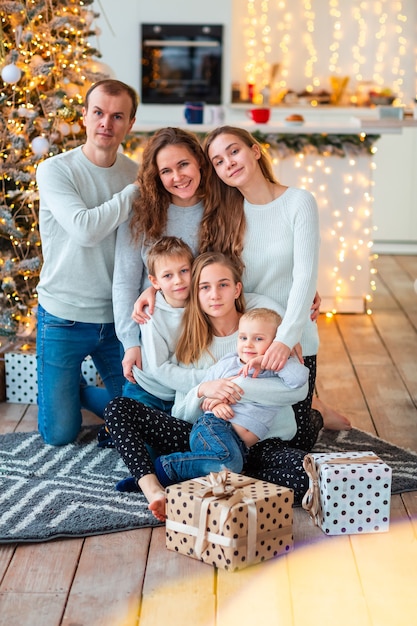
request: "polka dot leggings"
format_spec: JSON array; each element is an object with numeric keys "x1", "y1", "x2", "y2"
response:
[{"x1": 104, "y1": 365, "x2": 322, "y2": 506}]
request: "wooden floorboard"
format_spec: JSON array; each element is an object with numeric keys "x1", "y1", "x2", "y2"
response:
[{"x1": 1, "y1": 254, "x2": 417, "y2": 626}]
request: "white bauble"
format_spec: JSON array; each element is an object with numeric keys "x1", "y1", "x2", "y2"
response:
[
  {"x1": 31, "y1": 136, "x2": 50, "y2": 155},
  {"x1": 70, "y1": 122, "x2": 81, "y2": 134},
  {"x1": 58, "y1": 122, "x2": 71, "y2": 136},
  {"x1": 1, "y1": 63, "x2": 22, "y2": 84}
]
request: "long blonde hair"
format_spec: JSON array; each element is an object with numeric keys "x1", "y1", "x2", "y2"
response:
[
  {"x1": 175, "y1": 252, "x2": 246, "y2": 365},
  {"x1": 200, "y1": 126, "x2": 278, "y2": 268}
]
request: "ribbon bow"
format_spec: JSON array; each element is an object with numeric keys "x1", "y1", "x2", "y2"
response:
[
  {"x1": 302, "y1": 453, "x2": 382, "y2": 526},
  {"x1": 302, "y1": 454, "x2": 322, "y2": 526},
  {"x1": 194, "y1": 470, "x2": 242, "y2": 498}
]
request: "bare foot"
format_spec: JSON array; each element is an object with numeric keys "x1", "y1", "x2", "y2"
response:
[
  {"x1": 139, "y1": 473, "x2": 167, "y2": 522},
  {"x1": 312, "y1": 396, "x2": 352, "y2": 430},
  {"x1": 148, "y1": 493, "x2": 166, "y2": 522}
]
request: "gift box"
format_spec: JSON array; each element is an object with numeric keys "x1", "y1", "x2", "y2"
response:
[
  {"x1": 165, "y1": 471, "x2": 293, "y2": 571},
  {"x1": 302, "y1": 451, "x2": 392, "y2": 535},
  {"x1": 4, "y1": 345, "x2": 102, "y2": 404},
  {"x1": 4, "y1": 342, "x2": 37, "y2": 404}
]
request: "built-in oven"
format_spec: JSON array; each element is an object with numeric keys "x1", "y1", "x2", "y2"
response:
[{"x1": 141, "y1": 23, "x2": 223, "y2": 105}]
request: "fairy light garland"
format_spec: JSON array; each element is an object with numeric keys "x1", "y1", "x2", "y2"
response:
[
  {"x1": 392, "y1": 2, "x2": 407, "y2": 102},
  {"x1": 244, "y1": 0, "x2": 271, "y2": 101},
  {"x1": 303, "y1": 0, "x2": 319, "y2": 93},
  {"x1": 351, "y1": 2, "x2": 366, "y2": 85},
  {"x1": 328, "y1": 0, "x2": 342, "y2": 75},
  {"x1": 243, "y1": 0, "x2": 412, "y2": 105}
]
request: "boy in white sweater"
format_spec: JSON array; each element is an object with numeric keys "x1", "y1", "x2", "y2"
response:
[{"x1": 129, "y1": 236, "x2": 204, "y2": 411}]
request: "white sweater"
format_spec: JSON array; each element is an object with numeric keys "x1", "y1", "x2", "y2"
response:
[
  {"x1": 241, "y1": 187, "x2": 320, "y2": 356},
  {"x1": 134, "y1": 291, "x2": 288, "y2": 401},
  {"x1": 36, "y1": 146, "x2": 138, "y2": 323},
  {"x1": 132, "y1": 291, "x2": 205, "y2": 400}
]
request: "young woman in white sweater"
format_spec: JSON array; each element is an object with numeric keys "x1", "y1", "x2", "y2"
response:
[{"x1": 201, "y1": 126, "x2": 351, "y2": 436}]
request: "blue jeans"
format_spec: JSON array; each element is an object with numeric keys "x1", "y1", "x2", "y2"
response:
[
  {"x1": 37, "y1": 304, "x2": 124, "y2": 446},
  {"x1": 158, "y1": 413, "x2": 249, "y2": 483},
  {"x1": 122, "y1": 381, "x2": 174, "y2": 413}
]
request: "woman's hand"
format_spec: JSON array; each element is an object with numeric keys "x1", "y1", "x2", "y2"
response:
[
  {"x1": 311, "y1": 291, "x2": 321, "y2": 322},
  {"x1": 198, "y1": 378, "x2": 243, "y2": 404},
  {"x1": 260, "y1": 341, "x2": 291, "y2": 372},
  {"x1": 122, "y1": 346, "x2": 142, "y2": 383},
  {"x1": 132, "y1": 286, "x2": 157, "y2": 324}
]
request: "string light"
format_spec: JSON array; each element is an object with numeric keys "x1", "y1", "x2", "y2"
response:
[
  {"x1": 303, "y1": 0, "x2": 319, "y2": 92},
  {"x1": 244, "y1": 1, "x2": 413, "y2": 105}
]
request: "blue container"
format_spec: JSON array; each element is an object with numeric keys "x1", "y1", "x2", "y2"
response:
[{"x1": 184, "y1": 102, "x2": 204, "y2": 124}]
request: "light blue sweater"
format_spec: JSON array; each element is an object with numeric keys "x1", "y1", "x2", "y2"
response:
[{"x1": 36, "y1": 146, "x2": 138, "y2": 323}]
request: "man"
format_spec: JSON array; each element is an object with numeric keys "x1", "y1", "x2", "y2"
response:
[{"x1": 36, "y1": 79, "x2": 139, "y2": 445}]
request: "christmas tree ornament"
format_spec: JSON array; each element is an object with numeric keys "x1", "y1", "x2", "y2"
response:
[
  {"x1": 0, "y1": 0, "x2": 104, "y2": 337},
  {"x1": 58, "y1": 105, "x2": 76, "y2": 121},
  {"x1": 31, "y1": 136, "x2": 50, "y2": 156},
  {"x1": 58, "y1": 121, "x2": 71, "y2": 136},
  {"x1": 1, "y1": 63, "x2": 22, "y2": 84}
]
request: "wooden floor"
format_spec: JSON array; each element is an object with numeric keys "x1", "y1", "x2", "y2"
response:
[{"x1": 1, "y1": 254, "x2": 417, "y2": 626}]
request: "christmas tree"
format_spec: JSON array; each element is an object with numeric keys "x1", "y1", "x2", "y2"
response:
[{"x1": 0, "y1": 0, "x2": 112, "y2": 340}]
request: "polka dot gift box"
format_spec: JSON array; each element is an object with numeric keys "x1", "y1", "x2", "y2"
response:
[
  {"x1": 4, "y1": 343, "x2": 102, "y2": 404},
  {"x1": 302, "y1": 451, "x2": 392, "y2": 535},
  {"x1": 165, "y1": 471, "x2": 294, "y2": 571}
]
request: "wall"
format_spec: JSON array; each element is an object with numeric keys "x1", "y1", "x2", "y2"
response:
[
  {"x1": 230, "y1": 0, "x2": 417, "y2": 106},
  {"x1": 91, "y1": 0, "x2": 232, "y2": 124},
  {"x1": 93, "y1": 0, "x2": 417, "y2": 110}
]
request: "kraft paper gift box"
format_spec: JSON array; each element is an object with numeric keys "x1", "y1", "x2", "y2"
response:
[
  {"x1": 165, "y1": 470, "x2": 294, "y2": 571},
  {"x1": 302, "y1": 451, "x2": 392, "y2": 535}
]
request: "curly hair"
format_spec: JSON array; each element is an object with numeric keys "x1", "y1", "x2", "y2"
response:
[{"x1": 130, "y1": 127, "x2": 208, "y2": 245}]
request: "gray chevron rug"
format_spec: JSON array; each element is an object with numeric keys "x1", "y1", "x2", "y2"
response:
[
  {"x1": 1, "y1": 427, "x2": 416, "y2": 543},
  {"x1": 0, "y1": 427, "x2": 162, "y2": 543}
]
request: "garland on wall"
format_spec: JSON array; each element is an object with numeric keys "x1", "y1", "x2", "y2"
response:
[
  {"x1": 123, "y1": 131, "x2": 380, "y2": 161},
  {"x1": 251, "y1": 131, "x2": 380, "y2": 158}
]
